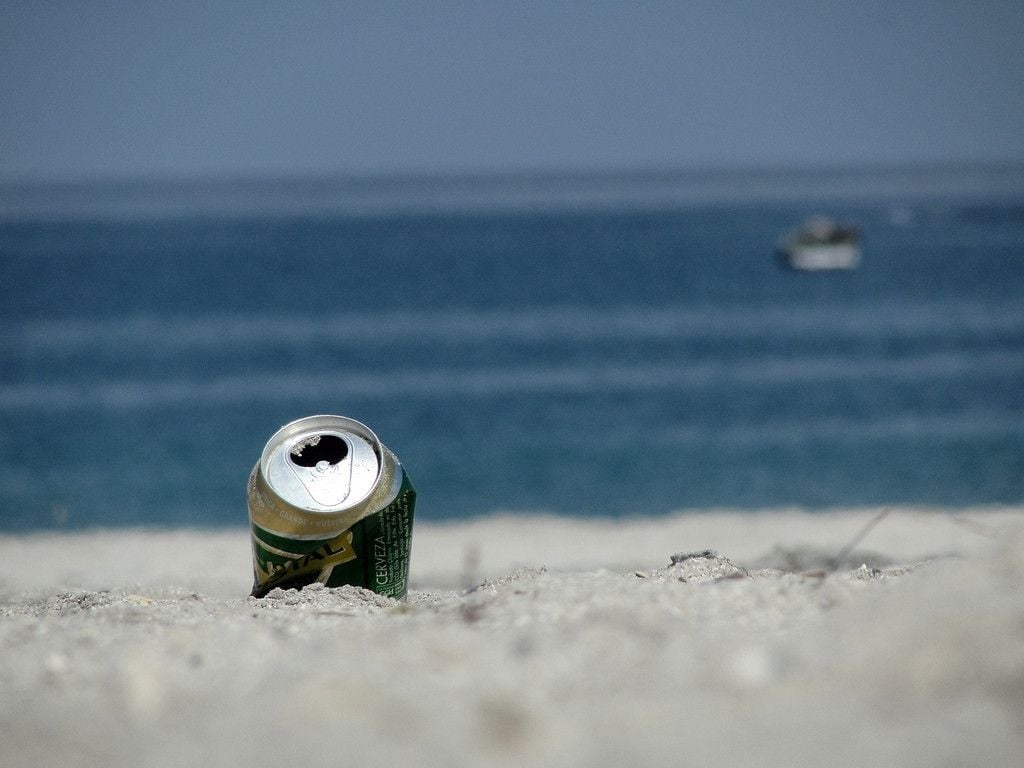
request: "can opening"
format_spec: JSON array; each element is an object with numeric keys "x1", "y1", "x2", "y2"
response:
[{"x1": 289, "y1": 434, "x2": 349, "y2": 467}]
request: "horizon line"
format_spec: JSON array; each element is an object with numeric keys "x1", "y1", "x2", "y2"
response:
[{"x1": 3, "y1": 159, "x2": 1024, "y2": 190}]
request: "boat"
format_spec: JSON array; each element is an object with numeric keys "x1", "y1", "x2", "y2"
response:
[{"x1": 777, "y1": 215, "x2": 861, "y2": 271}]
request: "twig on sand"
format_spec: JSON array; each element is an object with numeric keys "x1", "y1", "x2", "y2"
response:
[
  {"x1": 941, "y1": 512, "x2": 1001, "y2": 540},
  {"x1": 829, "y1": 506, "x2": 1003, "y2": 572},
  {"x1": 829, "y1": 507, "x2": 893, "y2": 572}
]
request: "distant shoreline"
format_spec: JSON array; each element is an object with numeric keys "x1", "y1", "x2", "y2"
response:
[{"x1": 3, "y1": 162, "x2": 1024, "y2": 221}]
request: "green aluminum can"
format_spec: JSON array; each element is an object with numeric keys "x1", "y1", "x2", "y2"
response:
[{"x1": 247, "y1": 415, "x2": 415, "y2": 599}]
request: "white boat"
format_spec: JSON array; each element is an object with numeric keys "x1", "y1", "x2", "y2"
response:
[{"x1": 778, "y1": 215, "x2": 861, "y2": 271}]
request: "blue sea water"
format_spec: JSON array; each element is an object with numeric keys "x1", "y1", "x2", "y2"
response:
[{"x1": 1, "y1": 169, "x2": 1023, "y2": 530}]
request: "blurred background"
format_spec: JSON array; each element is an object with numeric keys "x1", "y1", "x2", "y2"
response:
[{"x1": 1, "y1": 2, "x2": 1022, "y2": 530}]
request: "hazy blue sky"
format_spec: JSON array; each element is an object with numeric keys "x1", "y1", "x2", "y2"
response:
[{"x1": 2, "y1": 1, "x2": 1022, "y2": 181}]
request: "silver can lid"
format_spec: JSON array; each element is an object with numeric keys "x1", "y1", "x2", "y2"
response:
[{"x1": 260, "y1": 415, "x2": 383, "y2": 513}]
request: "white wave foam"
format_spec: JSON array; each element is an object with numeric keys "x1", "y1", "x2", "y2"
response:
[
  {"x1": 661, "y1": 412, "x2": 1024, "y2": 446},
  {"x1": 1, "y1": 349, "x2": 1021, "y2": 410},
  {"x1": 3, "y1": 300, "x2": 1023, "y2": 354}
]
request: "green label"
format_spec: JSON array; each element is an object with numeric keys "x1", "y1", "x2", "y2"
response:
[{"x1": 251, "y1": 473, "x2": 415, "y2": 599}]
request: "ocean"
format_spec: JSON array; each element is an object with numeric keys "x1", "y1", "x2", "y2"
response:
[{"x1": 1, "y1": 168, "x2": 1023, "y2": 530}]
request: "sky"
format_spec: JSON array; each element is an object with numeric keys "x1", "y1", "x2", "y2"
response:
[{"x1": 1, "y1": 1, "x2": 1023, "y2": 182}]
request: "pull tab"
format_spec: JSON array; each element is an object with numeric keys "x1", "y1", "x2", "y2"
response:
[{"x1": 287, "y1": 434, "x2": 353, "y2": 507}]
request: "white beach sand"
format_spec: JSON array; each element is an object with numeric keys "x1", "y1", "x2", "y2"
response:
[{"x1": 2, "y1": 506, "x2": 1023, "y2": 768}]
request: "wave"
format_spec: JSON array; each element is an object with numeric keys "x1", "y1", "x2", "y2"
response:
[
  {"x1": 4, "y1": 299, "x2": 1024, "y2": 354},
  {"x1": 1, "y1": 349, "x2": 1021, "y2": 410},
  {"x1": 661, "y1": 411, "x2": 1024, "y2": 446}
]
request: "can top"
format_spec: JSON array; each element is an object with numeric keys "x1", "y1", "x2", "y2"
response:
[{"x1": 260, "y1": 415, "x2": 383, "y2": 513}]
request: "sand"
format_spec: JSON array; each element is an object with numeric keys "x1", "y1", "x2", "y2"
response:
[{"x1": 2, "y1": 506, "x2": 1023, "y2": 768}]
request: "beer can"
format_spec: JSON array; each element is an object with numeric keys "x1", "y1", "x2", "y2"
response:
[{"x1": 247, "y1": 415, "x2": 415, "y2": 599}]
